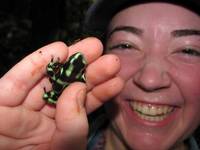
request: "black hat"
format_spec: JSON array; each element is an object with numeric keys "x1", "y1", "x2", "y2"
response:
[{"x1": 84, "y1": 0, "x2": 200, "y2": 38}]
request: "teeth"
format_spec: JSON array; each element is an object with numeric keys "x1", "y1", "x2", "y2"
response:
[{"x1": 130, "y1": 101, "x2": 174, "y2": 122}]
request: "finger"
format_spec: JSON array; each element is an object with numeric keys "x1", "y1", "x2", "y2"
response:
[
  {"x1": 41, "y1": 105, "x2": 56, "y2": 119},
  {"x1": 55, "y1": 82, "x2": 87, "y2": 131},
  {"x1": 52, "y1": 82, "x2": 88, "y2": 150},
  {"x1": 23, "y1": 77, "x2": 57, "y2": 119},
  {"x1": 23, "y1": 77, "x2": 51, "y2": 111},
  {"x1": 0, "y1": 42, "x2": 69, "y2": 106},
  {"x1": 86, "y1": 76, "x2": 124, "y2": 113},
  {"x1": 0, "y1": 135, "x2": 20, "y2": 150},
  {"x1": 86, "y1": 54, "x2": 120, "y2": 90},
  {"x1": 0, "y1": 135, "x2": 41, "y2": 150},
  {"x1": 68, "y1": 37, "x2": 103, "y2": 63}
]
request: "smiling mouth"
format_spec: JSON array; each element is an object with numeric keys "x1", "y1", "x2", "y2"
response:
[{"x1": 130, "y1": 101, "x2": 174, "y2": 122}]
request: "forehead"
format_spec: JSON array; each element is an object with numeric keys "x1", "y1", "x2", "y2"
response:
[{"x1": 108, "y1": 2, "x2": 200, "y2": 30}]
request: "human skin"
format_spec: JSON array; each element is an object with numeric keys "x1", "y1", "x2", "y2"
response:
[
  {"x1": 105, "y1": 3, "x2": 200, "y2": 150},
  {"x1": 0, "y1": 37, "x2": 124, "y2": 149}
]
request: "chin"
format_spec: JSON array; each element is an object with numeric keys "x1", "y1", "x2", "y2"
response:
[
  {"x1": 107, "y1": 100, "x2": 187, "y2": 150},
  {"x1": 124, "y1": 134, "x2": 175, "y2": 150}
]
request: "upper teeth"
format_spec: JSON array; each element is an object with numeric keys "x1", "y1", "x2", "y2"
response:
[{"x1": 130, "y1": 101, "x2": 174, "y2": 116}]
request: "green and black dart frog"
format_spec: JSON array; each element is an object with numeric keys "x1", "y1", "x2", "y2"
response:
[{"x1": 43, "y1": 52, "x2": 87, "y2": 104}]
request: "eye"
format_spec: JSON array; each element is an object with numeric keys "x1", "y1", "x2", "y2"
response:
[
  {"x1": 180, "y1": 47, "x2": 200, "y2": 57},
  {"x1": 108, "y1": 42, "x2": 135, "y2": 50}
]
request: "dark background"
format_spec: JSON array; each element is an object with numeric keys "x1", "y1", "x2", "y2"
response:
[{"x1": 0, "y1": 0, "x2": 93, "y2": 77}]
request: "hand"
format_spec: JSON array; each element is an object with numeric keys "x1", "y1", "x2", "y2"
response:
[{"x1": 0, "y1": 37, "x2": 124, "y2": 150}]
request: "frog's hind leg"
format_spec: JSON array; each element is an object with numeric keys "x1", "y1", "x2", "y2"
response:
[{"x1": 43, "y1": 87, "x2": 58, "y2": 105}]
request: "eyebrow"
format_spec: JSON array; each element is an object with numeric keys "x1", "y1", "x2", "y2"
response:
[
  {"x1": 108, "y1": 26, "x2": 200, "y2": 39},
  {"x1": 171, "y1": 29, "x2": 200, "y2": 37},
  {"x1": 107, "y1": 25, "x2": 143, "y2": 38}
]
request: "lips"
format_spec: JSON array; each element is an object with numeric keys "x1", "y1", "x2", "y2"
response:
[{"x1": 130, "y1": 101, "x2": 174, "y2": 122}]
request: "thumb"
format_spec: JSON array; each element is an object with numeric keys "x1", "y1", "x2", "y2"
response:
[{"x1": 52, "y1": 82, "x2": 88, "y2": 150}]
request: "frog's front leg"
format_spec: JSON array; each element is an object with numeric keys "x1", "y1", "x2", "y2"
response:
[{"x1": 46, "y1": 57, "x2": 62, "y2": 83}]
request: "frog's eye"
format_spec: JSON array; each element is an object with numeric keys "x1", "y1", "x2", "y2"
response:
[{"x1": 47, "y1": 59, "x2": 62, "y2": 76}]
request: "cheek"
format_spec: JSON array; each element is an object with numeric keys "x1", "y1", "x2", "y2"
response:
[
  {"x1": 175, "y1": 66, "x2": 200, "y2": 104},
  {"x1": 114, "y1": 53, "x2": 141, "y2": 81},
  {"x1": 172, "y1": 65, "x2": 200, "y2": 128}
]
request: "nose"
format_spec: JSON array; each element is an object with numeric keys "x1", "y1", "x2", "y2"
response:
[{"x1": 133, "y1": 61, "x2": 171, "y2": 92}]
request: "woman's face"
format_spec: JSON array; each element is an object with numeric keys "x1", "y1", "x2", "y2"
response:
[{"x1": 106, "y1": 2, "x2": 200, "y2": 149}]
